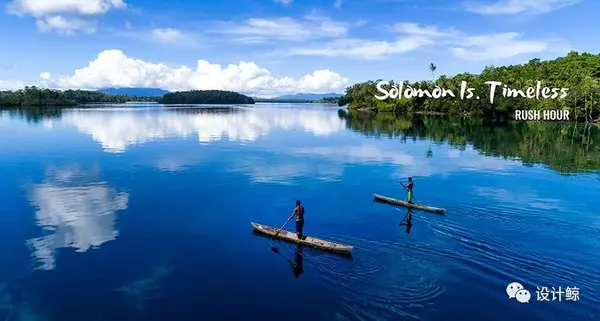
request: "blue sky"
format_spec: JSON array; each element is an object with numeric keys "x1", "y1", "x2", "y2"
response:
[{"x1": 0, "y1": 0, "x2": 598, "y2": 97}]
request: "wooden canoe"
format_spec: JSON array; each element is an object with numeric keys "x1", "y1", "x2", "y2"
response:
[
  {"x1": 373, "y1": 194, "x2": 445, "y2": 214},
  {"x1": 251, "y1": 222, "x2": 353, "y2": 255}
]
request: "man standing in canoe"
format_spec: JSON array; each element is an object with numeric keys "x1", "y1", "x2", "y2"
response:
[
  {"x1": 403, "y1": 177, "x2": 414, "y2": 204},
  {"x1": 288, "y1": 200, "x2": 305, "y2": 239}
]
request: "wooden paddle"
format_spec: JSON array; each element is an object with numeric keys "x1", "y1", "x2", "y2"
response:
[{"x1": 272, "y1": 216, "x2": 293, "y2": 238}]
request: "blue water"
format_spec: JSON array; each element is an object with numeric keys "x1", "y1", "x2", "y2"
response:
[{"x1": 0, "y1": 104, "x2": 599, "y2": 321}]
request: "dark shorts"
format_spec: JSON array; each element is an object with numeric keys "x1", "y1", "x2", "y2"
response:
[{"x1": 296, "y1": 220, "x2": 304, "y2": 234}]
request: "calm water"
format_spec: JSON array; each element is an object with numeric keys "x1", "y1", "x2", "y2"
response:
[{"x1": 0, "y1": 103, "x2": 599, "y2": 321}]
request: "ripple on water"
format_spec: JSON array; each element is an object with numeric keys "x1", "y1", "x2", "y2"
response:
[
  {"x1": 300, "y1": 235, "x2": 445, "y2": 321},
  {"x1": 421, "y1": 205, "x2": 600, "y2": 312}
]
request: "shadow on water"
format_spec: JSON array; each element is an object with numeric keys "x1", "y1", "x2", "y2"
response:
[
  {"x1": 271, "y1": 244, "x2": 305, "y2": 278},
  {"x1": 340, "y1": 110, "x2": 600, "y2": 174},
  {"x1": 399, "y1": 209, "x2": 414, "y2": 234}
]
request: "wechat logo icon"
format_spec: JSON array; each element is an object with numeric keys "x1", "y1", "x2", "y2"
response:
[{"x1": 507, "y1": 282, "x2": 531, "y2": 303}]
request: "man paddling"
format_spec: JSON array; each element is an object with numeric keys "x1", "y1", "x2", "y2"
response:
[
  {"x1": 288, "y1": 200, "x2": 305, "y2": 239},
  {"x1": 402, "y1": 177, "x2": 414, "y2": 204}
]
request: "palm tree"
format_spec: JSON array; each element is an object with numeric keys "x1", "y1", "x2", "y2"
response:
[{"x1": 429, "y1": 63, "x2": 437, "y2": 82}]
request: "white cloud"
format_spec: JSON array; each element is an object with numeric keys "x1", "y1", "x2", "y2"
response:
[
  {"x1": 463, "y1": 0, "x2": 581, "y2": 15},
  {"x1": 273, "y1": 0, "x2": 292, "y2": 4},
  {"x1": 149, "y1": 28, "x2": 194, "y2": 44},
  {"x1": 59, "y1": 106, "x2": 346, "y2": 152},
  {"x1": 50, "y1": 49, "x2": 347, "y2": 96},
  {"x1": 40, "y1": 72, "x2": 52, "y2": 80},
  {"x1": 396, "y1": 23, "x2": 555, "y2": 61},
  {"x1": 216, "y1": 14, "x2": 349, "y2": 43},
  {"x1": 0, "y1": 80, "x2": 27, "y2": 90},
  {"x1": 287, "y1": 37, "x2": 432, "y2": 60},
  {"x1": 450, "y1": 32, "x2": 548, "y2": 61},
  {"x1": 334, "y1": 0, "x2": 343, "y2": 8},
  {"x1": 35, "y1": 15, "x2": 95, "y2": 34},
  {"x1": 283, "y1": 22, "x2": 561, "y2": 61},
  {"x1": 6, "y1": 0, "x2": 127, "y2": 34},
  {"x1": 7, "y1": 0, "x2": 126, "y2": 16},
  {"x1": 26, "y1": 166, "x2": 128, "y2": 270}
]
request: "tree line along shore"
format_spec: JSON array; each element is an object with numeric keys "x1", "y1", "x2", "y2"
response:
[
  {"x1": 0, "y1": 88, "x2": 255, "y2": 106},
  {"x1": 337, "y1": 51, "x2": 600, "y2": 122},
  {"x1": 2, "y1": 51, "x2": 598, "y2": 122}
]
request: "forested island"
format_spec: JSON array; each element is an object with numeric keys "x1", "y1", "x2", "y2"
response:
[
  {"x1": 159, "y1": 90, "x2": 254, "y2": 104},
  {"x1": 0, "y1": 87, "x2": 254, "y2": 107},
  {"x1": 339, "y1": 51, "x2": 600, "y2": 122},
  {"x1": 0, "y1": 86, "x2": 160, "y2": 106}
]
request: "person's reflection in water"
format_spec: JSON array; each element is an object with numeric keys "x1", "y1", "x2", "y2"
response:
[
  {"x1": 399, "y1": 209, "x2": 413, "y2": 234},
  {"x1": 292, "y1": 244, "x2": 304, "y2": 278},
  {"x1": 272, "y1": 243, "x2": 304, "y2": 278}
]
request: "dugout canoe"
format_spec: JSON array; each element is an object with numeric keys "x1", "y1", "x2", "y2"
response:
[
  {"x1": 373, "y1": 194, "x2": 445, "y2": 214},
  {"x1": 251, "y1": 222, "x2": 353, "y2": 255}
]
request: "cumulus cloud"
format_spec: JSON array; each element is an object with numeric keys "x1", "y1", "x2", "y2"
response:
[
  {"x1": 6, "y1": 0, "x2": 127, "y2": 33},
  {"x1": 463, "y1": 0, "x2": 581, "y2": 15},
  {"x1": 40, "y1": 72, "x2": 51, "y2": 80},
  {"x1": 50, "y1": 49, "x2": 347, "y2": 96},
  {"x1": 149, "y1": 28, "x2": 194, "y2": 45},
  {"x1": 216, "y1": 14, "x2": 349, "y2": 43},
  {"x1": 35, "y1": 15, "x2": 95, "y2": 34},
  {"x1": 7, "y1": 0, "x2": 127, "y2": 16},
  {"x1": 283, "y1": 22, "x2": 563, "y2": 61},
  {"x1": 59, "y1": 106, "x2": 345, "y2": 152}
]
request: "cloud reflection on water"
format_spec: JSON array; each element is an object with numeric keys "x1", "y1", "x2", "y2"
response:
[
  {"x1": 62, "y1": 106, "x2": 345, "y2": 153},
  {"x1": 290, "y1": 145, "x2": 521, "y2": 179},
  {"x1": 27, "y1": 166, "x2": 128, "y2": 270},
  {"x1": 475, "y1": 187, "x2": 561, "y2": 210},
  {"x1": 58, "y1": 106, "x2": 524, "y2": 182}
]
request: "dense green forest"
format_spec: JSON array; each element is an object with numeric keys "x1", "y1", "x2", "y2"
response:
[
  {"x1": 0, "y1": 86, "x2": 159, "y2": 106},
  {"x1": 0, "y1": 87, "x2": 255, "y2": 107},
  {"x1": 340, "y1": 110, "x2": 599, "y2": 173},
  {"x1": 339, "y1": 51, "x2": 600, "y2": 122},
  {"x1": 159, "y1": 90, "x2": 254, "y2": 104}
]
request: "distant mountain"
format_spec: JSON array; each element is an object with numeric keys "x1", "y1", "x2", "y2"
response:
[
  {"x1": 98, "y1": 87, "x2": 169, "y2": 96},
  {"x1": 272, "y1": 93, "x2": 343, "y2": 100}
]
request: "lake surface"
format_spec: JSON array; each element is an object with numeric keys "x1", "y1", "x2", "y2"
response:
[{"x1": 1, "y1": 103, "x2": 599, "y2": 321}]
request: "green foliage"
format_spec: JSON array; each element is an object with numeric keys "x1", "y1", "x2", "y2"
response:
[
  {"x1": 342, "y1": 111, "x2": 600, "y2": 174},
  {"x1": 0, "y1": 86, "x2": 159, "y2": 107},
  {"x1": 0, "y1": 87, "x2": 255, "y2": 107},
  {"x1": 159, "y1": 90, "x2": 254, "y2": 104},
  {"x1": 340, "y1": 52, "x2": 600, "y2": 121},
  {"x1": 315, "y1": 97, "x2": 340, "y2": 103}
]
